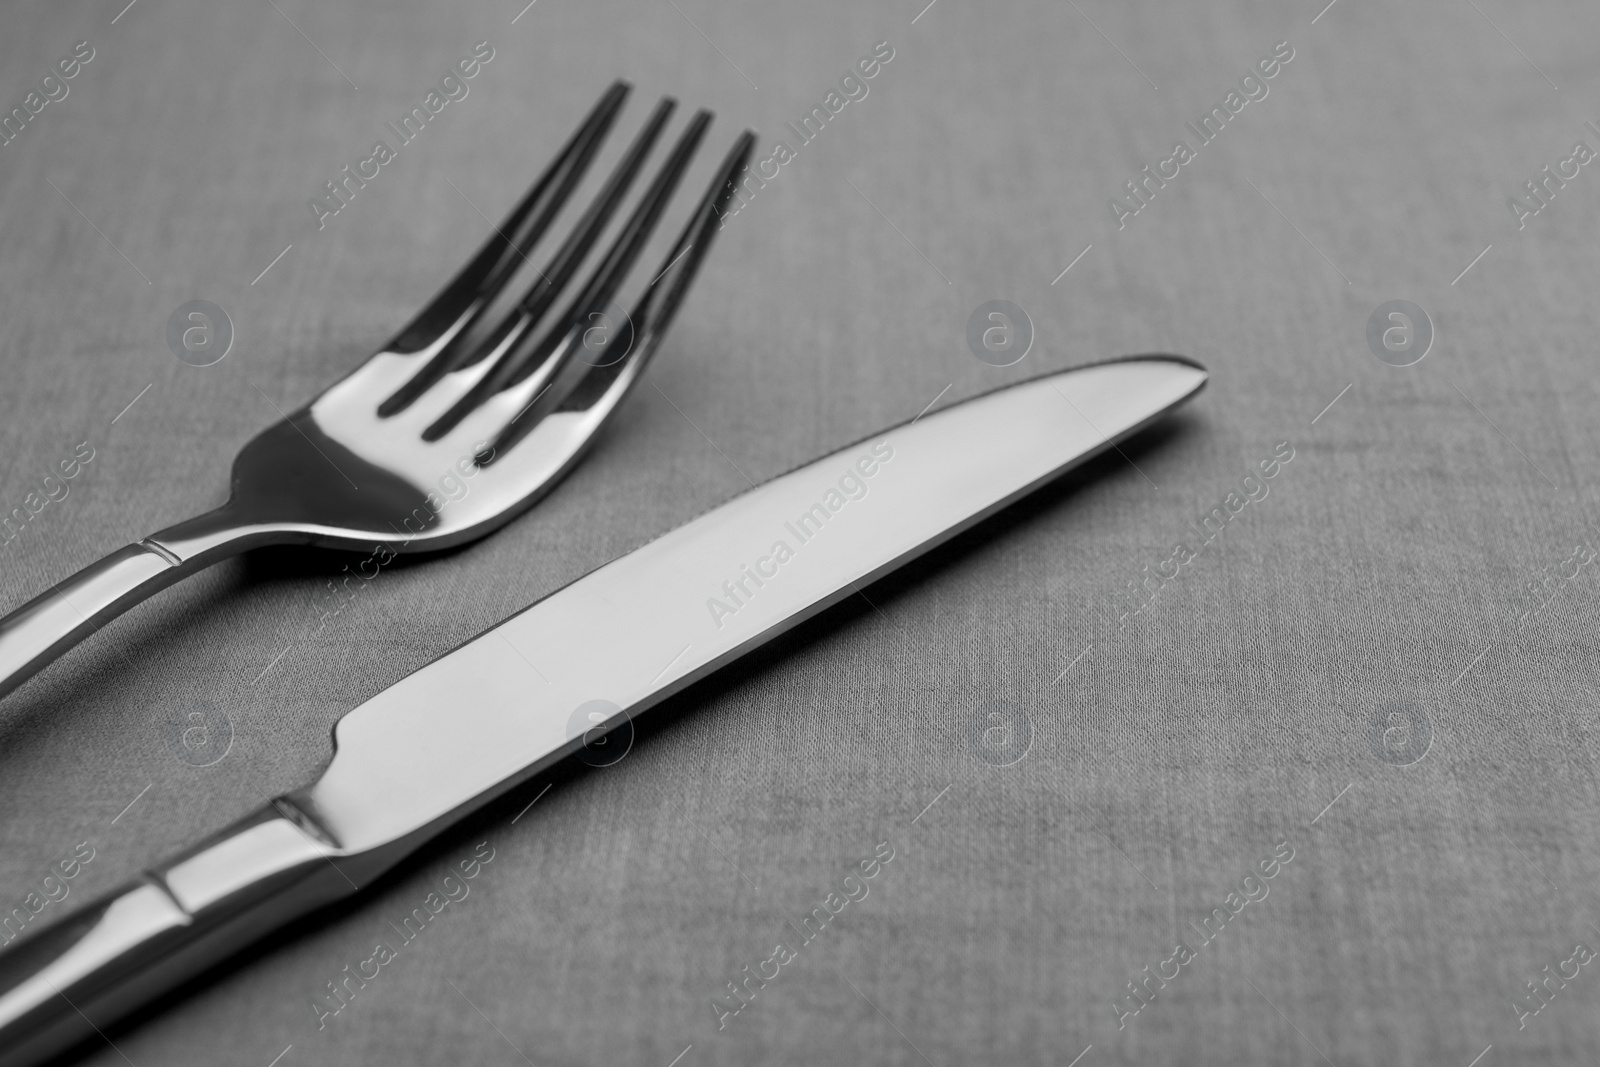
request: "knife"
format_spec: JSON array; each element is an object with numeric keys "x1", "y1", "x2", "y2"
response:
[{"x1": 0, "y1": 355, "x2": 1204, "y2": 1065}]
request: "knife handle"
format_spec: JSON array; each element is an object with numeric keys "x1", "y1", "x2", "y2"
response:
[{"x1": 0, "y1": 801, "x2": 357, "y2": 1067}]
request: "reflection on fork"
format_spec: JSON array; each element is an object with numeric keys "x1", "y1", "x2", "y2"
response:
[{"x1": 0, "y1": 80, "x2": 754, "y2": 703}]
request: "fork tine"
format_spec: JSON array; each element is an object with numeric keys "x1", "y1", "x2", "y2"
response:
[
  {"x1": 402, "y1": 97, "x2": 677, "y2": 431},
  {"x1": 511, "y1": 109, "x2": 713, "y2": 389},
  {"x1": 376, "y1": 80, "x2": 630, "y2": 417},
  {"x1": 477, "y1": 128, "x2": 756, "y2": 461},
  {"x1": 615, "y1": 131, "x2": 758, "y2": 376},
  {"x1": 504, "y1": 96, "x2": 677, "y2": 341},
  {"x1": 420, "y1": 105, "x2": 704, "y2": 441}
]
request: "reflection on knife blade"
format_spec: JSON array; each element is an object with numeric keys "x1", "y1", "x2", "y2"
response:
[{"x1": 707, "y1": 439, "x2": 896, "y2": 629}]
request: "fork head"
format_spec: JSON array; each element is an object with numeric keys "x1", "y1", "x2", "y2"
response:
[{"x1": 168, "y1": 82, "x2": 753, "y2": 559}]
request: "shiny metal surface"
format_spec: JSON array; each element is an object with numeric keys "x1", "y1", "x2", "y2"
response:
[
  {"x1": 0, "y1": 81, "x2": 755, "y2": 703},
  {"x1": 301, "y1": 356, "x2": 1208, "y2": 852},
  {"x1": 0, "y1": 356, "x2": 1205, "y2": 1066}
]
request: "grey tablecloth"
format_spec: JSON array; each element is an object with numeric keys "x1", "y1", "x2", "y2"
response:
[{"x1": 3, "y1": 1, "x2": 1598, "y2": 1064}]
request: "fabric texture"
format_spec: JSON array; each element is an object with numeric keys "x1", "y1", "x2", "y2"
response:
[{"x1": 0, "y1": 1, "x2": 1596, "y2": 1063}]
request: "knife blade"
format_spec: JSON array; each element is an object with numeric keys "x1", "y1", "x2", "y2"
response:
[{"x1": 0, "y1": 355, "x2": 1204, "y2": 1066}]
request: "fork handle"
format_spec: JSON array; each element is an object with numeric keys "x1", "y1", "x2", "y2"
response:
[{"x1": 0, "y1": 509, "x2": 259, "y2": 702}]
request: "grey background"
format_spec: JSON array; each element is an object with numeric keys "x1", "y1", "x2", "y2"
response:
[{"x1": 0, "y1": 0, "x2": 1597, "y2": 1064}]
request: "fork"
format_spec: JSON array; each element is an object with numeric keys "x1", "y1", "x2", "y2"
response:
[{"x1": 0, "y1": 81, "x2": 754, "y2": 703}]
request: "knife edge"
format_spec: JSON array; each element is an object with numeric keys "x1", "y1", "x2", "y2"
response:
[{"x1": 301, "y1": 355, "x2": 1207, "y2": 859}]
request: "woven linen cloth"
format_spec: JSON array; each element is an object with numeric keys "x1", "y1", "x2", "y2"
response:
[{"x1": 0, "y1": 1, "x2": 1597, "y2": 1064}]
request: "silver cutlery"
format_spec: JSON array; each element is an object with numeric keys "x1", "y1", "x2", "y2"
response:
[
  {"x1": 0, "y1": 80, "x2": 754, "y2": 703},
  {"x1": 0, "y1": 355, "x2": 1206, "y2": 1065}
]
